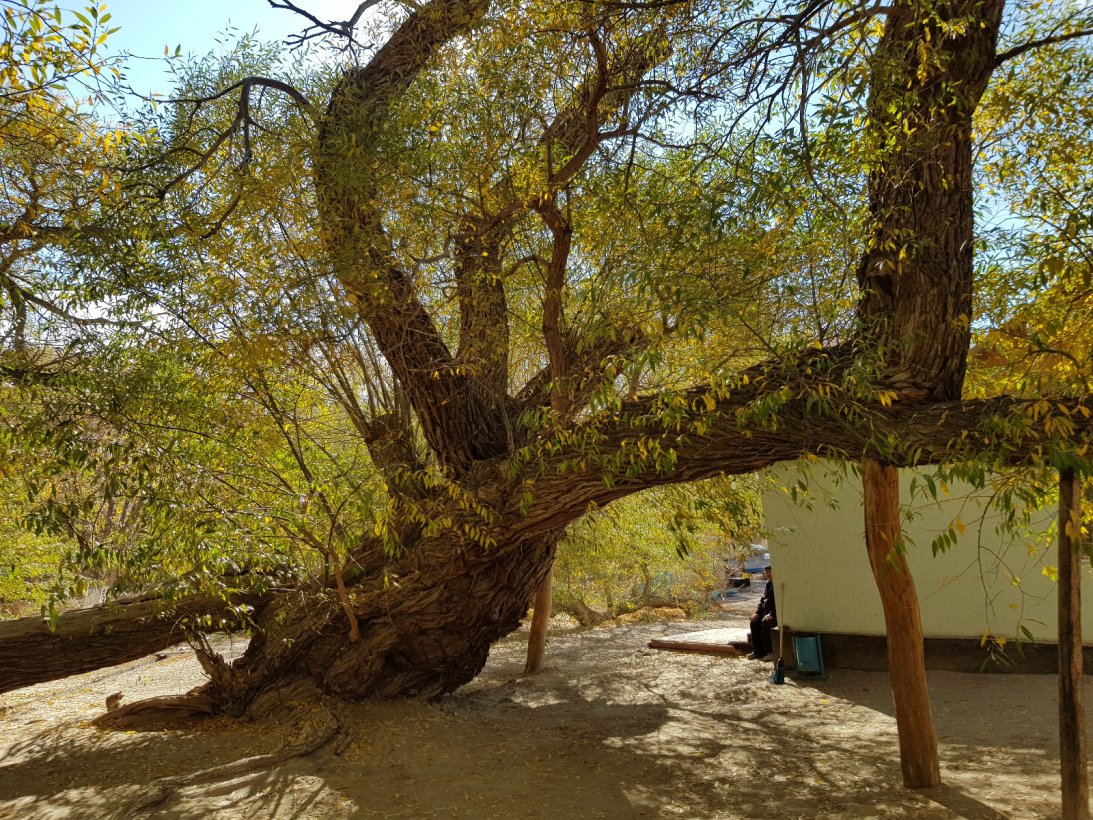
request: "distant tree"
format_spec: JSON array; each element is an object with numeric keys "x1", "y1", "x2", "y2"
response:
[{"x1": 553, "y1": 476, "x2": 761, "y2": 623}]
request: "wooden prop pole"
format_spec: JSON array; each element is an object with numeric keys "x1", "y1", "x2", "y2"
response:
[
  {"x1": 525, "y1": 566, "x2": 553, "y2": 673},
  {"x1": 1058, "y1": 466, "x2": 1089, "y2": 820},
  {"x1": 862, "y1": 459, "x2": 941, "y2": 788}
]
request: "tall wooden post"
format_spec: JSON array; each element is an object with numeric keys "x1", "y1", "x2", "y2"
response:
[
  {"x1": 525, "y1": 566, "x2": 553, "y2": 673},
  {"x1": 862, "y1": 459, "x2": 941, "y2": 788},
  {"x1": 1058, "y1": 466, "x2": 1089, "y2": 819}
]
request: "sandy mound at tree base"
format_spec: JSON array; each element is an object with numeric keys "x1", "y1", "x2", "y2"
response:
[{"x1": 0, "y1": 612, "x2": 1083, "y2": 819}]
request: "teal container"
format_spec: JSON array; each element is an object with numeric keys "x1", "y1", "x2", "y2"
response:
[{"x1": 792, "y1": 634, "x2": 827, "y2": 680}]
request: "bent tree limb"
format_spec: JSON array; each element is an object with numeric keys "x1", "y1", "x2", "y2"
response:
[
  {"x1": 506, "y1": 390, "x2": 1093, "y2": 539},
  {"x1": 0, "y1": 592, "x2": 269, "y2": 694},
  {"x1": 173, "y1": 393, "x2": 1093, "y2": 710},
  {"x1": 3, "y1": 382, "x2": 1092, "y2": 699}
]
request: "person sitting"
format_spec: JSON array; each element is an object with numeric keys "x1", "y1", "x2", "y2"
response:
[{"x1": 747, "y1": 566, "x2": 777, "y2": 660}]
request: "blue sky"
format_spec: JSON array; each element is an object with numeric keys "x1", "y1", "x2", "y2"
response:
[{"x1": 86, "y1": 0, "x2": 347, "y2": 94}]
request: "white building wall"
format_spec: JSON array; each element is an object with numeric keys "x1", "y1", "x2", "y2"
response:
[{"x1": 762, "y1": 462, "x2": 1092, "y2": 643}]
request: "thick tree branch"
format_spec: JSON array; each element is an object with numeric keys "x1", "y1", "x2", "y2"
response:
[
  {"x1": 535, "y1": 197, "x2": 574, "y2": 416},
  {"x1": 453, "y1": 215, "x2": 510, "y2": 398},
  {"x1": 316, "y1": 0, "x2": 499, "y2": 474},
  {"x1": 511, "y1": 384, "x2": 1093, "y2": 538},
  {"x1": 450, "y1": 20, "x2": 666, "y2": 408},
  {"x1": 854, "y1": 0, "x2": 1003, "y2": 402},
  {"x1": 0, "y1": 591, "x2": 272, "y2": 694}
]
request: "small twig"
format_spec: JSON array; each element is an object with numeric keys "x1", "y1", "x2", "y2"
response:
[{"x1": 269, "y1": 0, "x2": 382, "y2": 48}]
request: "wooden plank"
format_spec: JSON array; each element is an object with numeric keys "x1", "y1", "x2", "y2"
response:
[
  {"x1": 648, "y1": 627, "x2": 750, "y2": 656},
  {"x1": 648, "y1": 640, "x2": 744, "y2": 656}
]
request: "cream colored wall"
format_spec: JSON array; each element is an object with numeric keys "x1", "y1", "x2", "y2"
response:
[{"x1": 762, "y1": 462, "x2": 1091, "y2": 642}]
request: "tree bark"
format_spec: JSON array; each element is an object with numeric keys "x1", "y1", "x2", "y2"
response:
[
  {"x1": 185, "y1": 530, "x2": 562, "y2": 712},
  {"x1": 316, "y1": 0, "x2": 505, "y2": 475},
  {"x1": 856, "y1": 0, "x2": 1003, "y2": 401},
  {"x1": 862, "y1": 459, "x2": 941, "y2": 788},
  {"x1": 1058, "y1": 466, "x2": 1089, "y2": 819}
]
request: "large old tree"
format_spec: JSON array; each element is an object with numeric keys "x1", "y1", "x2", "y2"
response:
[{"x1": 2, "y1": 0, "x2": 1093, "y2": 788}]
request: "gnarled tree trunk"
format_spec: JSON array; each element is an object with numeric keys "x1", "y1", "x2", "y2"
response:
[{"x1": 205, "y1": 531, "x2": 560, "y2": 710}]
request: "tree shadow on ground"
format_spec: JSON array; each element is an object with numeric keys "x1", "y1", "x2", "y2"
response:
[
  {"x1": 0, "y1": 712, "x2": 284, "y2": 818},
  {"x1": 0, "y1": 693, "x2": 672, "y2": 819},
  {"x1": 446, "y1": 639, "x2": 1030, "y2": 819},
  {"x1": 787, "y1": 667, "x2": 1076, "y2": 819},
  {"x1": 0, "y1": 623, "x2": 1070, "y2": 819}
]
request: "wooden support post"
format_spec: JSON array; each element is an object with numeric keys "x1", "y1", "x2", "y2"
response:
[
  {"x1": 862, "y1": 459, "x2": 941, "y2": 788},
  {"x1": 1058, "y1": 466, "x2": 1089, "y2": 820},
  {"x1": 524, "y1": 565, "x2": 553, "y2": 673}
]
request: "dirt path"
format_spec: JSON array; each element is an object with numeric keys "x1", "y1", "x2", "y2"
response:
[{"x1": 0, "y1": 600, "x2": 1084, "y2": 818}]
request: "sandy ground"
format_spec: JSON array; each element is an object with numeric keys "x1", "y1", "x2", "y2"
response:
[{"x1": 0, "y1": 586, "x2": 1086, "y2": 819}]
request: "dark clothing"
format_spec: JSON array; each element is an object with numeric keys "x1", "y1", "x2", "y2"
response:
[
  {"x1": 749, "y1": 580, "x2": 777, "y2": 656},
  {"x1": 757, "y1": 580, "x2": 777, "y2": 622},
  {"x1": 749, "y1": 617, "x2": 774, "y2": 657}
]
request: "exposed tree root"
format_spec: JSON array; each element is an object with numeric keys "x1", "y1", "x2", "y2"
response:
[
  {"x1": 92, "y1": 686, "x2": 219, "y2": 731},
  {"x1": 125, "y1": 696, "x2": 341, "y2": 813},
  {"x1": 554, "y1": 597, "x2": 692, "y2": 627}
]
